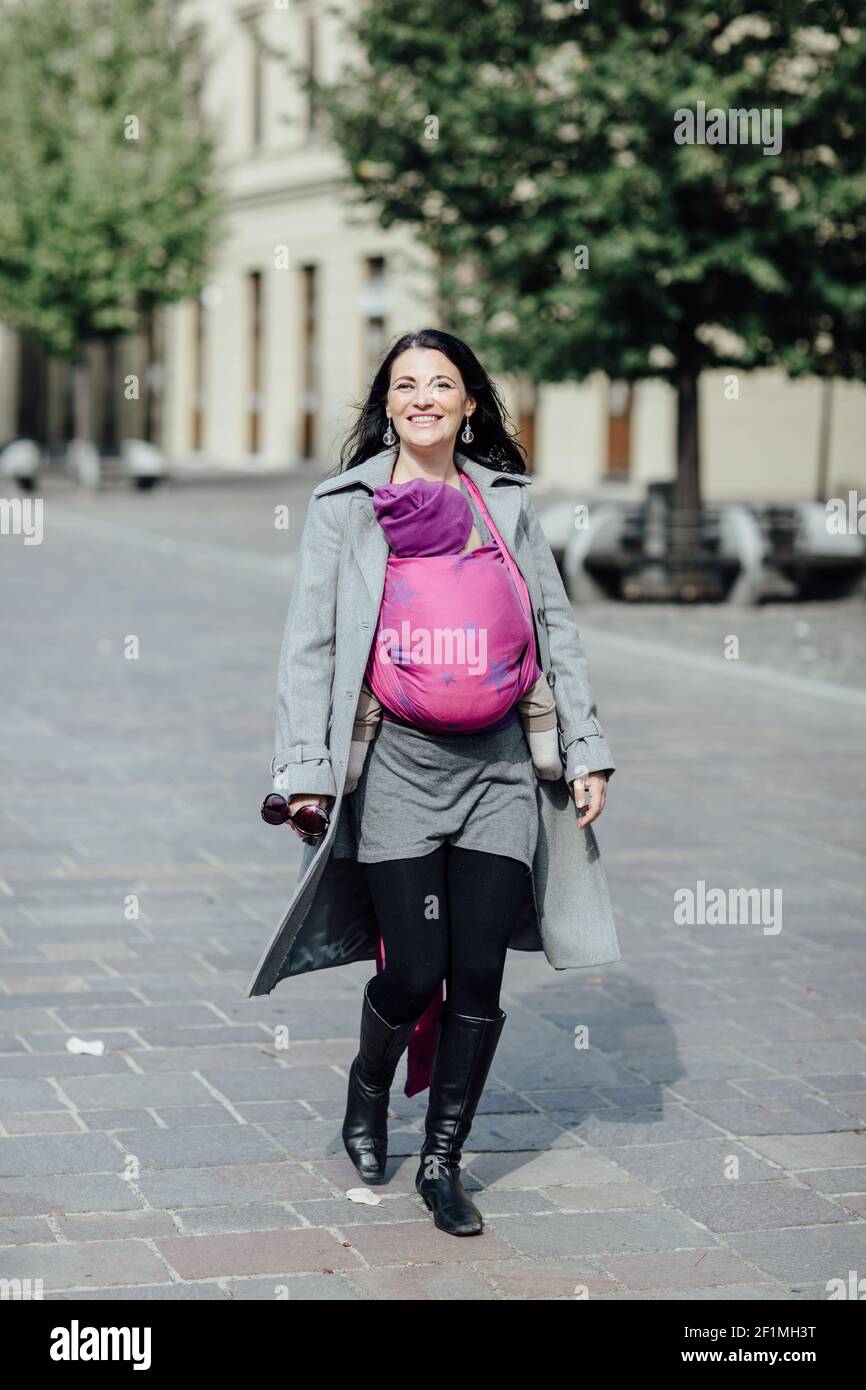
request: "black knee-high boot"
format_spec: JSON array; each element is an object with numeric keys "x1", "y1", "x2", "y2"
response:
[
  {"x1": 415, "y1": 1006, "x2": 507, "y2": 1235},
  {"x1": 341, "y1": 980, "x2": 421, "y2": 1183}
]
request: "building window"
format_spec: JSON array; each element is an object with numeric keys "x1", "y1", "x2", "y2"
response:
[
  {"x1": 607, "y1": 379, "x2": 632, "y2": 477},
  {"x1": 192, "y1": 295, "x2": 206, "y2": 450},
  {"x1": 248, "y1": 270, "x2": 264, "y2": 455},
  {"x1": 299, "y1": 264, "x2": 318, "y2": 460},
  {"x1": 361, "y1": 256, "x2": 389, "y2": 390},
  {"x1": 305, "y1": 12, "x2": 318, "y2": 135},
  {"x1": 242, "y1": 15, "x2": 265, "y2": 149}
]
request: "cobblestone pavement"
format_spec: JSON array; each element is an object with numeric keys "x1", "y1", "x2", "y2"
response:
[{"x1": 1, "y1": 475, "x2": 864, "y2": 1300}]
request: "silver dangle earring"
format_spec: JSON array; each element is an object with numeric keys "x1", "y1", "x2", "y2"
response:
[
  {"x1": 383, "y1": 417, "x2": 396, "y2": 446},
  {"x1": 460, "y1": 415, "x2": 474, "y2": 444}
]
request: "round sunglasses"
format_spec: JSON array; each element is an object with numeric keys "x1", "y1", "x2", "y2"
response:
[{"x1": 260, "y1": 793, "x2": 331, "y2": 843}]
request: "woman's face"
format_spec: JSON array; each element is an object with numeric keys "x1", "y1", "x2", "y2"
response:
[{"x1": 386, "y1": 347, "x2": 475, "y2": 452}]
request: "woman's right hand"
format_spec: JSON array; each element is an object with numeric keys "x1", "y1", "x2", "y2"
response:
[{"x1": 287, "y1": 794, "x2": 333, "y2": 840}]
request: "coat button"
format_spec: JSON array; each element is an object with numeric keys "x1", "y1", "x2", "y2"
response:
[
  {"x1": 547, "y1": 669, "x2": 556, "y2": 688},
  {"x1": 537, "y1": 606, "x2": 545, "y2": 623}
]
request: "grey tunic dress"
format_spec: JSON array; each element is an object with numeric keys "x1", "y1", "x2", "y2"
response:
[{"x1": 337, "y1": 475, "x2": 539, "y2": 871}]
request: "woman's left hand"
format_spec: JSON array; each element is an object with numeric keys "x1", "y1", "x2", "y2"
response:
[{"x1": 571, "y1": 771, "x2": 608, "y2": 829}]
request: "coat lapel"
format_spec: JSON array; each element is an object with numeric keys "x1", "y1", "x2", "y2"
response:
[{"x1": 313, "y1": 446, "x2": 532, "y2": 611}]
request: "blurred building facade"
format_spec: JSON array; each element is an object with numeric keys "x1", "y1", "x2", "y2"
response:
[{"x1": 1, "y1": 0, "x2": 864, "y2": 501}]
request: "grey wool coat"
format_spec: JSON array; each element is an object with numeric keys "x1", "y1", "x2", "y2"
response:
[{"x1": 247, "y1": 447, "x2": 620, "y2": 998}]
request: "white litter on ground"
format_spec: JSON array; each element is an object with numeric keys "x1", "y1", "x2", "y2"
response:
[{"x1": 65, "y1": 1037, "x2": 106, "y2": 1056}]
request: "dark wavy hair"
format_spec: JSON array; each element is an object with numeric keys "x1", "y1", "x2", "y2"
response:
[{"x1": 336, "y1": 328, "x2": 527, "y2": 477}]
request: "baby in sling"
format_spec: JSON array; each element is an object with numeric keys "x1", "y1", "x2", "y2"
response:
[{"x1": 344, "y1": 474, "x2": 562, "y2": 793}]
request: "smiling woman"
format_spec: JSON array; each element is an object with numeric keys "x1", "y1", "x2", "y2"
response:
[
  {"x1": 387, "y1": 359, "x2": 472, "y2": 446},
  {"x1": 254, "y1": 327, "x2": 618, "y2": 1239}
]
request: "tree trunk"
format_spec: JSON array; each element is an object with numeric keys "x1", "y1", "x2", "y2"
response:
[
  {"x1": 516, "y1": 374, "x2": 537, "y2": 472},
  {"x1": 144, "y1": 310, "x2": 156, "y2": 444},
  {"x1": 815, "y1": 375, "x2": 833, "y2": 503},
  {"x1": 73, "y1": 348, "x2": 92, "y2": 444},
  {"x1": 103, "y1": 333, "x2": 119, "y2": 455},
  {"x1": 672, "y1": 363, "x2": 701, "y2": 558}
]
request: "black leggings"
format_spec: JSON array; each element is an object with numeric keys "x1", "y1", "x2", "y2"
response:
[{"x1": 363, "y1": 844, "x2": 529, "y2": 1024}]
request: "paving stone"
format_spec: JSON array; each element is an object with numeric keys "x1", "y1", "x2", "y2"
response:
[
  {"x1": 290, "y1": 1196, "x2": 429, "y2": 1226},
  {"x1": 745, "y1": 1043, "x2": 866, "y2": 1074},
  {"x1": 798, "y1": 1167, "x2": 866, "y2": 1195},
  {"x1": 461, "y1": 1112, "x2": 580, "y2": 1151},
  {"x1": 803, "y1": 1073, "x2": 866, "y2": 1093},
  {"x1": 499, "y1": 1053, "x2": 637, "y2": 1090},
  {"x1": 730, "y1": 1077, "x2": 823, "y2": 1100},
  {"x1": 143, "y1": 1105, "x2": 235, "y2": 1129},
  {"x1": 79, "y1": 1109, "x2": 160, "y2": 1131},
  {"x1": 542, "y1": 1181, "x2": 664, "y2": 1212},
  {"x1": 470, "y1": 1257, "x2": 617, "y2": 1299},
  {"x1": 473, "y1": 1188, "x2": 561, "y2": 1216},
  {"x1": 0, "y1": 1079, "x2": 67, "y2": 1112},
  {"x1": 592, "y1": 1139, "x2": 785, "y2": 1188},
  {"x1": 341, "y1": 1219, "x2": 515, "y2": 1266},
  {"x1": 616, "y1": 1048, "x2": 774, "y2": 1082},
  {"x1": 49, "y1": 1282, "x2": 231, "y2": 1300},
  {"x1": 660, "y1": 1180, "x2": 852, "y2": 1232},
  {"x1": 347, "y1": 1265, "x2": 502, "y2": 1299},
  {"x1": 726, "y1": 1224, "x2": 866, "y2": 1285},
  {"x1": 54, "y1": 1005, "x2": 221, "y2": 1030},
  {"x1": 22, "y1": 1031, "x2": 146, "y2": 1054},
  {"x1": 599, "y1": 1247, "x2": 767, "y2": 1291},
  {"x1": 517, "y1": 1088, "x2": 615, "y2": 1110},
  {"x1": 0, "y1": 1216, "x2": 53, "y2": 1244},
  {"x1": 597, "y1": 1283, "x2": 789, "y2": 1300},
  {"x1": 833, "y1": 1195, "x2": 866, "y2": 1218},
  {"x1": 130, "y1": 1046, "x2": 287, "y2": 1073},
  {"x1": 3, "y1": 1112, "x2": 81, "y2": 1135},
  {"x1": 0, "y1": 1054, "x2": 132, "y2": 1079},
  {"x1": 224, "y1": 1273, "x2": 361, "y2": 1299},
  {"x1": 0, "y1": 1174, "x2": 145, "y2": 1218},
  {"x1": 173, "y1": 1204, "x2": 305, "y2": 1234},
  {"x1": 830, "y1": 1093, "x2": 866, "y2": 1124},
  {"x1": 0, "y1": 1133, "x2": 124, "y2": 1178},
  {"x1": 60, "y1": 1073, "x2": 216, "y2": 1109},
  {"x1": 564, "y1": 1106, "x2": 721, "y2": 1147},
  {"x1": 111, "y1": 1123, "x2": 285, "y2": 1170},
  {"x1": 200, "y1": 1065, "x2": 349, "y2": 1103},
  {"x1": 155, "y1": 1228, "x2": 358, "y2": 1279},
  {"x1": 685, "y1": 1097, "x2": 859, "y2": 1135},
  {"x1": 0, "y1": 1239, "x2": 172, "y2": 1291},
  {"x1": 134, "y1": 1026, "x2": 269, "y2": 1048},
  {"x1": 467, "y1": 1148, "x2": 635, "y2": 1190},
  {"x1": 741, "y1": 1132, "x2": 866, "y2": 1170},
  {"x1": 54, "y1": 1210, "x2": 178, "y2": 1241},
  {"x1": 488, "y1": 1210, "x2": 718, "y2": 1258},
  {"x1": 137, "y1": 1162, "x2": 331, "y2": 1208}
]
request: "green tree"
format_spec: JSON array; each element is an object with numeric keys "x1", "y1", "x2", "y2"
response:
[
  {"x1": 307, "y1": 0, "x2": 866, "y2": 540},
  {"x1": 0, "y1": 0, "x2": 224, "y2": 443}
]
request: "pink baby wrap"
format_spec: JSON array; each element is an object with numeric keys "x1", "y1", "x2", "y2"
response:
[
  {"x1": 365, "y1": 471, "x2": 541, "y2": 733},
  {"x1": 368, "y1": 468, "x2": 541, "y2": 1095}
]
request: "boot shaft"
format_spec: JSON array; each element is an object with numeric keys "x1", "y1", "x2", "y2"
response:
[
  {"x1": 357, "y1": 982, "x2": 420, "y2": 1090},
  {"x1": 420, "y1": 1007, "x2": 507, "y2": 1169}
]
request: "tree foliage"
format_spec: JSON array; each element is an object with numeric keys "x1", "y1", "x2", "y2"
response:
[
  {"x1": 311, "y1": 0, "x2": 866, "y2": 499},
  {"x1": 0, "y1": 0, "x2": 223, "y2": 358}
]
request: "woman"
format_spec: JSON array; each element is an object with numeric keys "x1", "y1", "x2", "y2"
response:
[{"x1": 250, "y1": 328, "x2": 620, "y2": 1237}]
